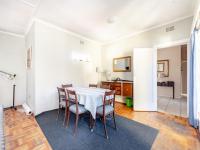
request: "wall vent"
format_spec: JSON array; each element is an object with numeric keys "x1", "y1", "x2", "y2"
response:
[
  {"x1": 80, "y1": 40, "x2": 84, "y2": 45},
  {"x1": 166, "y1": 26, "x2": 175, "y2": 32}
]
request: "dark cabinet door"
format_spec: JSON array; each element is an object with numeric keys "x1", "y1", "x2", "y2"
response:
[
  {"x1": 123, "y1": 83, "x2": 133, "y2": 97},
  {"x1": 110, "y1": 83, "x2": 115, "y2": 90},
  {"x1": 101, "y1": 82, "x2": 133, "y2": 97},
  {"x1": 114, "y1": 83, "x2": 121, "y2": 95}
]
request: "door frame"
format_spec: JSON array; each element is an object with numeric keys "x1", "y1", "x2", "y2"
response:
[{"x1": 154, "y1": 38, "x2": 190, "y2": 117}]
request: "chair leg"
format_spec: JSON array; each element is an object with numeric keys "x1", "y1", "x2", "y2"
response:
[
  {"x1": 66, "y1": 109, "x2": 70, "y2": 127},
  {"x1": 74, "y1": 114, "x2": 79, "y2": 136},
  {"x1": 113, "y1": 112, "x2": 117, "y2": 130},
  {"x1": 90, "y1": 117, "x2": 96, "y2": 132},
  {"x1": 56, "y1": 106, "x2": 61, "y2": 121},
  {"x1": 63, "y1": 107, "x2": 68, "y2": 126},
  {"x1": 103, "y1": 116, "x2": 108, "y2": 139},
  {"x1": 89, "y1": 113, "x2": 92, "y2": 129}
]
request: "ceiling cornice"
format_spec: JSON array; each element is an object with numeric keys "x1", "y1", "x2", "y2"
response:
[
  {"x1": 0, "y1": 14, "x2": 193, "y2": 44},
  {"x1": 102, "y1": 15, "x2": 193, "y2": 46},
  {"x1": 0, "y1": 30, "x2": 24, "y2": 38},
  {"x1": 19, "y1": 0, "x2": 37, "y2": 8},
  {"x1": 191, "y1": 0, "x2": 200, "y2": 34},
  {"x1": 25, "y1": 18, "x2": 34, "y2": 35},
  {"x1": 25, "y1": 18, "x2": 102, "y2": 45}
]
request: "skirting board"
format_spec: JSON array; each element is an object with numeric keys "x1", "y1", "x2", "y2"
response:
[
  {"x1": 181, "y1": 93, "x2": 188, "y2": 97},
  {"x1": 158, "y1": 95, "x2": 182, "y2": 99}
]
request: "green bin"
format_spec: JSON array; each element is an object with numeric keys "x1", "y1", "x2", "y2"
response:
[{"x1": 125, "y1": 97, "x2": 133, "y2": 107}]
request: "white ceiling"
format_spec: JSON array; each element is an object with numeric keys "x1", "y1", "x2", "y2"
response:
[{"x1": 0, "y1": 0, "x2": 196, "y2": 42}]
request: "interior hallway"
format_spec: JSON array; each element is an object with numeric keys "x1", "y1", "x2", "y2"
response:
[{"x1": 158, "y1": 96, "x2": 187, "y2": 118}]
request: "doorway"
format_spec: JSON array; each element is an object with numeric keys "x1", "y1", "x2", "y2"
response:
[{"x1": 157, "y1": 45, "x2": 187, "y2": 117}]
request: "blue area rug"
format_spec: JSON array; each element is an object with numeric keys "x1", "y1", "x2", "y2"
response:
[{"x1": 36, "y1": 109, "x2": 158, "y2": 150}]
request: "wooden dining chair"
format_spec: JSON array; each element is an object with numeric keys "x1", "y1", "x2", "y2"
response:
[
  {"x1": 64, "y1": 89, "x2": 88, "y2": 135},
  {"x1": 56, "y1": 87, "x2": 67, "y2": 121},
  {"x1": 89, "y1": 84, "x2": 98, "y2": 88},
  {"x1": 61, "y1": 84, "x2": 73, "y2": 125},
  {"x1": 100, "y1": 84, "x2": 110, "y2": 89},
  {"x1": 96, "y1": 90, "x2": 116, "y2": 139},
  {"x1": 62, "y1": 84, "x2": 73, "y2": 88}
]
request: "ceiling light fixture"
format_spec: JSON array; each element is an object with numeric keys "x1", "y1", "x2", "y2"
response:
[{"x1": 107, "y1": 16, "x2": 118, "y2": 24}]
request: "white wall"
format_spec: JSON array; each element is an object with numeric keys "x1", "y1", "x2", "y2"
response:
[
  {"x1": 31, "y1": 21, "x2": 101, "y2": 115},
  {"x1": 101, "y1": 17, "x2": 193, "y2": 81},
  {"x1": 0, "y1": 32, "x2": 26, "y2": 108},
  {"x1": 157, "y1": 46, "x2": 181, "y2": 98},
  {"x1": 25, "y1": 23, "x2": 36, "y2": 113}
]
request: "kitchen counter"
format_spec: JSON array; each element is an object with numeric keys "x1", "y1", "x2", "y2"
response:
[
  {"x1": 101, "y1": 81, "x2": 133, "y2": 98},
  {"x1": 102, "y1": 80, "x2": 133, "y2": 83}
]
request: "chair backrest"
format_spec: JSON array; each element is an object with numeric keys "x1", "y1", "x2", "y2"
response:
[
  {"x1": 66, "y1": 89, "x2": 79, "y2": 113},
  {"x1": 89, "y1": 84, "x2": 98, "y2": 88},
  {"x1": 57, "y1": 87, "x2": 66, "y2": 102},
  {"x1": 62, "y1": 84, "x2": 73, "y2": 88},
  {"x1": 66, "y1": 89, "x2": 78, "y2": 104},
  {"x1": 102, "y1": 90, "x2": 115, "y2": 115},
  {"x1": 100, "y1": 84, "x2": 110, "y2": 89}
]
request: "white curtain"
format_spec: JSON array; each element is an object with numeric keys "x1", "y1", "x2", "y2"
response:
[{"x1": 189, "y1": 29, "x2": 200, "y2": 128}]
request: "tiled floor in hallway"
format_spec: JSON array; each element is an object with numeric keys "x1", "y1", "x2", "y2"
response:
[{"x1": 158, "y1": 97, "x2": 187, "y2": 118}]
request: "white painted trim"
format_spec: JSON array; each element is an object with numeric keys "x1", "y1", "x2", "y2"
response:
[
  {"x1": 1, "y1": 15, "x2": 193, "y2": 45},
  {"x1": 19, "y1": 0, "x2": 37, "y2": 8},
  {"x1": 25, "y1": 14, "x2": 193, "y2": 45},
  {"x1": 186, "y1": 44, "x2": 190, "y2": 118},
  {"x1": 25, "y1": 0, "x2": 41, "y2": 35},
  {"x1": 25, "y1": 19, "x2": 34, "y2": 35},
  {"x1": 191, "y1": 0, "x2": 200, "y2": 33},
  {"x1": 181, "y1": 93, "x2": 188, "y2": 97},
  {"x1": 0, "y1": 12, "x2": 194, "y2": 45},
  {"x1": 25, "y1": 18, "x2": 101, "y2": 45},
  {"x1": 152, "y1": 47, "x2": 158, "y2": 111},
  {"x1": 158, "y1": 95, "x2": 182, "y2": 99},
  {"x1": 103, "y1": 15, "x2": 193, "y2": 45},
  {"x1": 0, "y1": 30, "x2": 24, "y2": 38},
  {"x1": 154, "y1": 38, "x2": 189, "y2": 49},
  {"x1": 154, "y1": 39, "x2": 190, "y2": 118}
]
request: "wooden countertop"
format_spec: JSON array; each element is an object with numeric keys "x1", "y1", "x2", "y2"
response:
[{"x1": 102, "y1": 80, "x2": 133, "y2": 83}]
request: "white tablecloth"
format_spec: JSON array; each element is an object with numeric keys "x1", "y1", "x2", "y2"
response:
[{"x1": 67, "y1": 87, "x2": 109, "y2": 119}]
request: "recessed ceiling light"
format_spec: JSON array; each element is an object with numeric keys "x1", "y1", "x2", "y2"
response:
[{"x1": 107, "y1": 16, "x2": 118, "y2": 24}]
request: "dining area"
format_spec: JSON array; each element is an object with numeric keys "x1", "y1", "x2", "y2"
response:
[
  {"x1": 36, "y1": 81, "x2": 158, "y2": 150},
  {"x1": 31, "y1": 52, "x2": 158, "y2": 150},
  {"x1": 56, "y1": 84, "x2": 117, "y2": 139},
  {"x1": 35, "y1": 52, "x2": 158, "y2": 149}
]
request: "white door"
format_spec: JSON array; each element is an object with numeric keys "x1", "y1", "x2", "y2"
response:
[{"x1": 133, "y1": 48, "x2": 157, "y2": 111}]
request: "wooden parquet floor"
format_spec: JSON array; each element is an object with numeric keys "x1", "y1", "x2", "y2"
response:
[
  {"x1": 115, "y1": 103, "x2": 200, "y2": 150},
  {"x1": 4, "y1": 103, "x2": 200, "y2": 150},
  {"x1": 4, "y1": 108, "x2": 51, "y2": 150}
]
